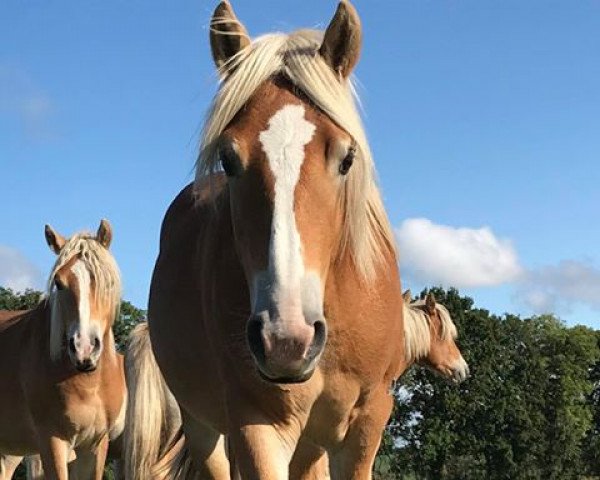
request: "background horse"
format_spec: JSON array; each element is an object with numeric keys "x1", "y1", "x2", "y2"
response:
[
  {"x1": 129, "y1": 1, "x2": 407, "y2": 478},
  {"x1": 402, "y1": 291, "x2": 469, "y2": 383},
  {"x1": 0, "y1": 220, "x2": 126, "y2": 480}
]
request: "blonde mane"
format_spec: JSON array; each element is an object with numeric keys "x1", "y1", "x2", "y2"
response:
[
  {"x1": 195, "y1": 29, "x2": 396, "y2": 280},
  {"x1": 403, "y1": 300, "x2": 457, "y2": 361},
  {"x1": 47, "y1": 233, "x2": 122, "y2": 360}
]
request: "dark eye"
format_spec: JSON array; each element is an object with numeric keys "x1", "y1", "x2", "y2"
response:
[
  {"x1": 339, "y1": 147, "x2": 356, "y2": 176},
  {"x1": 219, "y1": 141, "x2": 242, "y2": 177},
  {"x1": 54, "y1": 279, "x2": 65, "y2": 291}
]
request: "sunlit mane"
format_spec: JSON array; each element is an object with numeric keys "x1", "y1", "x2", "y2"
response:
[
  {"x1": 404, "y1": 300, "x2": 457, "y2": 361},
  {"x1": 194, "y1": 29, "x2": 396, "y2": 280},
  {"x1": 47, "y1": 233, "x2": 122, "y2": 360}
]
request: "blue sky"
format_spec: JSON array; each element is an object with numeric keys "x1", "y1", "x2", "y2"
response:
[{"x1": 1, "y1": 1, "x2": 599, "y2": 328}]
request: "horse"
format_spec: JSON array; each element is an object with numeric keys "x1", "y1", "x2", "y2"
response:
[
  {"x1": 402, "y1": 290, "x2": 469, "y2": 383},
  {"x1": 0, "y1": 220, "x2": 126, "y2": 480},
  {"x1": 127, "y1": 1, "x2": 409, "y2": 478},
  {"x1": 124, "y1": 291, "x2": 469, "y2": 478}
]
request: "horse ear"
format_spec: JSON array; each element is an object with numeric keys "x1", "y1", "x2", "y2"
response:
[
  {"x1": 319, "y1": 1, "x2": 362, "y2": 79},
  {"x1": 210, "y1": 1, "x2": 251, "y2": 74},
  {"x1": 425, "y1": 292, "x2": 437, "y2": 314},
  {"x1": 96, "y1": 219, "x2": 113, "y2": 249},
  {"x1": 45, "y1": 224, "x2": 66, "y2": 254},
  {"x1": 402, "y1": 289, "x2": 412, "y2": 303}
]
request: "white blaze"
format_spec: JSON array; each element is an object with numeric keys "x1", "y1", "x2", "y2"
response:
[
  {"x1": 71, "y1": 260, "x2": 91, "y2": 332},
  {"x1": 259, "y1": 104, "x2": 316, "y2": 300}
]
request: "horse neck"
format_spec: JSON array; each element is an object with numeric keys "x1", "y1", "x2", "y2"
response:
[{"x1": 324, "y1": 243, "x2": 403, "y2": 339}]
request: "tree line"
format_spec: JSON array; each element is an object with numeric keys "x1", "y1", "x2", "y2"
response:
[
  {"x1": 1, "y1": 286, "x2": 598, "y2": 479},
  {"x1": 375, "y1": 287, "x2": 600, "y2": 479}
]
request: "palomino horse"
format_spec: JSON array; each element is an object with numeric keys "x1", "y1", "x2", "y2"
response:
[
  {"x1": 402, "y1": 291, "x2": 469, "y2": 384},
  {"x1": 0, "y1": 221, "x2": 126, "y2": 480},
  {"x1": 124, "y1": 292, "x2": 469, "y2": 478},
  {"x1": 129, "y1": 1, "x2": 408, "y2": 478}
]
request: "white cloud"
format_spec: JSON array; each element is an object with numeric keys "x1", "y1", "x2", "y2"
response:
[
  {"x1": 515, "y1": 260, "x2": 600, "y2": 314},
  {"x1": 0, "y1": 64, "x2": 56, "y2": 141},
  {"x1": 396, "y1": 218, "x2": 522, "y2": 288},
  {"x1": 0, "y1": 245, "x2": 43, "y2": 292}
]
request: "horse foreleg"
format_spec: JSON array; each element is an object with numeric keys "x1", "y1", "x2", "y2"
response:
[
  {"x1": 328, "y1": 387, "x2": 393, "y2": 480},
  {"x1": 37, "y1": 435, "x2": 70, "y2": 480},
  {"x1": 179, "y1": 412, "x2": 230, "y2": 480},
  {"x1": 0, "y1": 454, "x2": 23, "y2": 480},
  {"x1": 289, "y1": 440, "x2": 329, "y2": 480},
  {"x1": 70, "y1": 435, "x2": 109, "y2": 480},
  {"x1": 229, "y1": 421, "x2": 299, "y2": 480}
]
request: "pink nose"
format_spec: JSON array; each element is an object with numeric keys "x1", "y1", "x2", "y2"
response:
[
  {"x1": 68, "y1": 333, "x2": 102, "y2": 371},
  {"x1": 262, "y1": 321, "x2": 314, "y2": 367},
  {"x1": 247, "y1": 313, "x2": 327, "y2": 383}
]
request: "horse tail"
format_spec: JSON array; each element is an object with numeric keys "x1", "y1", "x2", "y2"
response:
[
  {"x1": 152, "y1": 429, "x2": 196, "y2": 480},
  {"x1": 123, "y1": 322, "x2": 191, "y2": 479}
]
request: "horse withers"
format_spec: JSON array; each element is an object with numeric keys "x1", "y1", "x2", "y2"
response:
[{"x1": 0, "y1": 220, "x2": 126, "y2": 480}]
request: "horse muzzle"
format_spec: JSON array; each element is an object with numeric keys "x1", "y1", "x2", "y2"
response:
[
  {"x1": 68, "y1": 332, "x2": 102, "y2": 372},
  {"x1": 246, "y1": 311, "x2": 327, "y2": 383}
]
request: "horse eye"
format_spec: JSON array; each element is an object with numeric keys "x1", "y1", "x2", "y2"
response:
[
  {"x1": 219, "y1": 143, "x2": 241, "y2": 177},
  {"x1": 339, "y1": 149, "x2": 355, "y2": 176},
  {"x1": 54, "y1": 279, "x2": 65, "y2": 291}
]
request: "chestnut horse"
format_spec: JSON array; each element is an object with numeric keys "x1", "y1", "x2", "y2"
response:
[
  {"x1": 129, "y1": 1, "x2": 408, "y2": 478},
  {"x1": 0, "y1": 221, "x2": 126, "y2": 480}
]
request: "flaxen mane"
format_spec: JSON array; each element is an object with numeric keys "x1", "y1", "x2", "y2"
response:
[
  {"x1": 403, "y1": 300, "x2": 457, "y2": 361},
  {"x1": 47, "y1": 233, "x2": 121, "y2": 360},
  {"x1": 195, "y1": 29, "x2": 395, "y2": 280}
]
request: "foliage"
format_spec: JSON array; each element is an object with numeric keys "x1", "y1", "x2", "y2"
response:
[
  {"x1": 0, "y1": 286, "x2": 43, "y2": 310},
  {"x1": 374, "y1": 288, "x2": 600, "y2": 480},
  {"x1": 114, "y1": 299, "x2": 146, "y2": 351}
]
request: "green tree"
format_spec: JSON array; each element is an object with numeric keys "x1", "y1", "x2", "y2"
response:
[
  {"x1": 113, "y1": 299, "x2": 146, "y2": 351},
  {"x1": 0, "y1": 286, "x2": 43, "y2": 310},
  {"x1": 378, "y1": 288, "x2": 600, "y2": 480},
  {"x1": 581, "y1": 331, "x2": 600, "y2": 477}
]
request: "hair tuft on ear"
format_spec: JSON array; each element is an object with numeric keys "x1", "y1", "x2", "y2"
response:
[
  {"x1": 319, "y1": 1, "x2": 362, "y2": 79},
  {"x1": 210, "y1": 1, "x2": 251, "y2": 75},
  {"x1": 45, "y1": 224, "x2": 66, "y2": 255},
  {"x1": 96, "y1": 219, "x2": 113, "y2": 249},
  {"x1": 425, "y1": 292, "x2": 437, "y2": 314}
]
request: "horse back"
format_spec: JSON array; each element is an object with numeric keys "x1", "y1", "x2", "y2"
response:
[{"x1": 0, "y1": 308, "x2": 35, "y2": 332}]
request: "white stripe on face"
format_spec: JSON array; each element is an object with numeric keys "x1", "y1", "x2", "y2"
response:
[
  {"x1": 71, "y1": 260, "x2": 91, "y2": 332},
  {"x1": 259, "y1": 104, "x2": 316, "y2": 304}
]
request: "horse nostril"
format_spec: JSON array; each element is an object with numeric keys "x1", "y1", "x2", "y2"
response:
[
  {"x1": 307, "y1": 318, "x2": 327, "y2": 359},
  {"x1": 93, "y1": 336, "x2": 101, "y2": 350},
  {"x1": 246, "y1": 316, "x2": 266, "y2": 364},
  {"x1": 69, "y1": 337, "x2": 76, "y2": 353}
]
